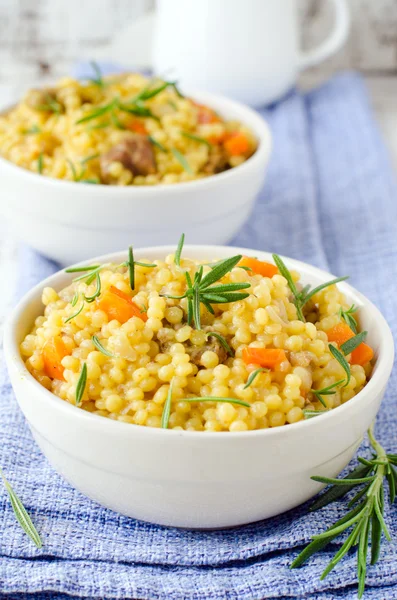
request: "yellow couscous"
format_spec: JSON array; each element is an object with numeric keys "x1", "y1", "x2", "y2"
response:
[
  {"x1": 0, "y1": 69, "x2": 257, "y2": 186},
  {"x1": 20, "y1": 241, "x2": 374, "y2": 432}
]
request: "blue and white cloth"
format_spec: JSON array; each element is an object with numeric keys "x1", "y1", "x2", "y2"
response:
[{"x1": 1, "y1": 71, "x2": 397, "y2": 599}]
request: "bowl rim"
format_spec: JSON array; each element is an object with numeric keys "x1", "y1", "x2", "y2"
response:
[
  {"x1": 4, "y1": 245, "x2": 394, "y2": 440},
  {"x1": 0, "y1": 89, "x2": 271, "y2": 194}
]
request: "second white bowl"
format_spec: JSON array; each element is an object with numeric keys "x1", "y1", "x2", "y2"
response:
[
  {"x1": 1, "y1": 92, "x2": 271, "y2": 265},
  {"x1": 4, "y1": 246, "x2": 394, "y2": 528}
]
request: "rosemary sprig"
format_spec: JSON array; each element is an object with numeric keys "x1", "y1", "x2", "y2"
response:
[
  {"x1": 310, "y1": 379, "x2": 345, "y2": 407},
  {"x1": 92, "y1": 335, "x2": 115, "y2": 358},
  {"x1": 171, "y1": 148, "x2": 193, "y2": 174},
  {"x1": 181, "y1": 131, "x2": 212, "y2": 147},
  {"x1": 75, "y1": 363, "x2": 87, "y2": 406},
  {"x1": 1, "y1": 469, "x2": 42, "y2": 548},
  {"x1": 162, "y1": 254, "x2": 250, "y2": 329},
  {"x1": 340, "y1": 304, "x2": 358, "y2": 333},
  {"x1": 37, "y1": 152, "x2": 44, "y2": 174},
  {"x1": 301, "y1": 276, "x2": 349, "y2": 306},
  {"x1": 244, "y1": 367, "x2": 269, "y2": 389},
  {"x1": 174, "y1": 233, "x2": 185, "y2": 267},
  {"x1": 76, "y1": 99, "x2": 118, "y2": 124},
  {"x1": 291, "y1": 425, "x2": 396, "y2": 598},
  {"x1": 206, "y1": 332, "x2": 234, "y2": 357},
  {"x1": 340, "y1": 331, "x2": 368, "y2": 356}
]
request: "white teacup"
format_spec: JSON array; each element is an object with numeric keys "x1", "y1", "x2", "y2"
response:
[{"x1": 106, "y1": 0, "x2": 350, "y2": 107}]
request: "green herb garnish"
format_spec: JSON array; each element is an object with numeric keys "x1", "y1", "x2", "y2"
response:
[
  {"x1": 243, "y1": 367, "x2": 269, "y2": 389},
  {"x1": 1, "y1": 469, "x2": 42, "y2": 548},
  {"x1": 310, "y1": 379, "x2": 345, "y2": 407},
  {"x1": 80, "y1": 178, "x2": 100, "y2": 184},
  {"x1": 163, "y1": 254, "x2": 250, "y2": 329},
  {"x1": 181, "y1": 131, "x2": 212, "y2": 147},
  {"x1": 120, "y1": 248, "x2": 156, "y2": 292},
  {"x1": 340, "y1": 304, "x2": 358, "y2": 333},
  {"x1": 75, "y1": 363, "x2": 87, "y2": 406},
  {"x1": 171, "y1": 148, "x2": 193, "y2": 174},
  {"x1": 206, "y1": 332, "x2": 234, "y2": 357},
  {"x1": 88, "y1": 61, "x2": 105, "y2": 88},
  {"x1": 174, "y1": 233, "x2": 185, "y2": 267},
  {"x1": 329, "y1": 344, "x2": 351, "y2": 386},
  {"x1": 340, "y1": 331, "x2": 368, "y2": 356},
  {"x1": 64, "y1": 300, "x2": 85, "y2": 324},
  {"x1": 92, "y1": 335, "x2": 115, "y2": 358},
  {"x1": 148, "y1": 135, "x2": 167, "y2": 152},
  {"x1": 76, "y1": 99, "x2": 118, "y2": 124},
  {"x1": 272, "y1": 254, "x2": 305, "y2": 321},
  {"x1": 37, "y1": 152, "x2": 44, "y2": 174},
  {"x1": 65, "y1": 264, "x2": 101, "y2": 274},
  {"x1": 272, "y1": 254, "x2": 348, "y2": 322},
  {"x1": 81, "y1": 153, "x2": 100, "y2": 165},
  {"x1": 291, "y1": 425, "x2": 396, "y2": 598},
  {"x1": 161, "y1": 378, "x2": 174, "y2": 429}
]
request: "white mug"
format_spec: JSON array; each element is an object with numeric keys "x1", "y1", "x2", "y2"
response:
[
  {"x1": 153, "y1": 0, "x2": 350, "y2": 105},
  {"x1": 107, "y1": 0, "x2": 350, "y2": 106}
]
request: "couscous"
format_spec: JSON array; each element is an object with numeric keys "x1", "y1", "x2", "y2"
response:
[
  {"x1": 0, "y1": 67, "x2": 257, "y2": 185},
  {"x1": 20, "y1": 239, "x2": 374, "y2": 432}
]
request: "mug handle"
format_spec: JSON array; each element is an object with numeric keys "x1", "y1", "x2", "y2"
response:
[{"x1": 299, "y1": 0, "x2": 350, "y2": 70}]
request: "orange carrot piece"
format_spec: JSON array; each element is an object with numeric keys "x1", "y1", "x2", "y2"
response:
[
  {"x1": 242, "y1": 348, "x2": 287, "y2": 370},
  {"x1": 127, "y1": 120, "x2": 147, "y2": 134},
  {"x1": 326, "y1": 322, "x2": 373, "y2": 366},
  {"x1": 238, "y1": 256, "x2": 278, "y2": 278},
  {"x1": 97, "y1": 285, "x2": 148, "y2": 324},
  {"x1": 42, "y1": 337, "x2": 69, "y2": 380},
  {"x1": 224, "y1": 132, "x2": 250, "y2": 156}
]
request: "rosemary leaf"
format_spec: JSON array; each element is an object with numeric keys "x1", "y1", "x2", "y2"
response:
[
  {"x1": 1, "y1": 470, "x2": 42, "y2": 548},
  {"x1": 272, "y1": 254, "x2": 305, "y2": 321},
  {"x1": 340, "y1": 331, "x2": 368, "y2": 356},
  {"x1": 340, "y1": 304, "x2": 358, "y2": 333},
  {"x1": 310, "y1": 463, "x2": 374, "y2": 511},
  {"x1": 65, "y1": 264, "x2": 100, "y2": 273},
  {"x1": 181, "y1": 131, "x2": 212, "y2": 147},
  {"x1": 148, "y1": 135, "x2": 167, "y2": 152},
  {"x1": 81, "y1": 153, "x2": 100, "y2": 165},
  {"x1": 161, "y1": 378, "x2": 174, "y2": 429},
  {"x1": 303, "y1": 409, "x2": 330, "y2": 420},
  {"x1": 193, "y1": 284, "x2": 201, "y2": 330},
  {"x1": 329, "y1": 344, "x2": 351, "y2": 386},
  {"x1": 84, "y1": 272, "x2": 101, "y2": 302},
  {"x1": 92, "y1": 335, "x2": 115, "y2": 358},
  {"x1": 175, "y1": 233, "x2": 185, "y2": 267},
  {"x1": 75, "y1": 363, "x2": 87, "y2": 406},
  {"x1": 244, "y1": 367, "x2": 269, "y2": 389},
  {"x1": 200, "y1": 255, "x2": 242, "y2": 289},
  {"x1": 171, "y1": 148, "x2": 193, "y2": 174},
  {"x1": 76, "y1": 101, "x2": 116, "y2": 124},
  {"x1": 64, "y1": 301, "x2": 84, "y2": 323},
  {"x1": 302, "y1": 276, "x2": 349, "y2": 306},
  {"x1": 206, "y1": 332, "x2": 234, "y2": 357},
  {"x1": 89, "y1": 61, "x2": 105, "y2": 88},
  {"x1": 71, "y1": 291, "x2": 79, "y2": 307},
  {"x1": 128, "y1": 246, "x2": 135, "y2": 291}
]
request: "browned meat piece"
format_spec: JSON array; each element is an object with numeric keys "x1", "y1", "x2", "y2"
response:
[
  {"x1": 188, "y1": 338, "x2": 228, "y2": 367},
  {"x1": 100, "y1": 134, "x2": 157, "y2": 180},
  {"x1": 24, "y1": 89, "x2": 61, "y2": 112},
  {"x1": 202, "y1": 146, "x2": 229, "y2": 175}
]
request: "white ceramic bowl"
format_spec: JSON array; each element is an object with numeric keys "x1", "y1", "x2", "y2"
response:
[
  {"x1": 0, "y1": 92, "x2": 271, "y2": 266},
  {"x1": 4, "y1": 246, "x2": 394, "y2": 529}
]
